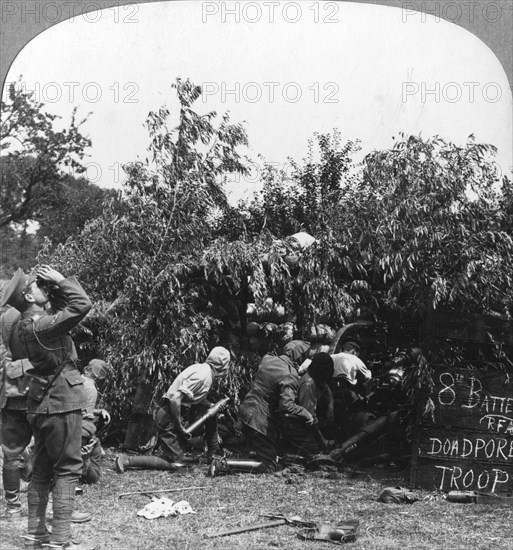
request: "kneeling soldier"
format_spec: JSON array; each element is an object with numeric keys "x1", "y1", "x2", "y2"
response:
[{"x1": 116, "y1": 347, "x2": 231, "y2": 472}]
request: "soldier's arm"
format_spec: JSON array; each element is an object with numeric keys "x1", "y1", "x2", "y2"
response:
[
  {"x1": 4, "y1": 358, "x2": 32, "y2": 379},
  {"x1": 279, "y1": 375, "x2": 314, "y2": 424},
  {"x1": 33, "y1": 277, "x2": 92, "y2": 338},
  {"x1": 297, "y1": 379, "x2": 318, "y2": 421},
  {"x1": 1, "y1": 309, "x2": 32, "y2": 378},
  {"x1": 165, "y1": 390, "x2": 189, "y2": 435}
]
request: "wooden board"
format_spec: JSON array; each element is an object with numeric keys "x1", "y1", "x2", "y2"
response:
[
  {"x1": 411, "y1": 366, "x2": 513, "y2": 495},
  {"x1": 425, "y1": 311, "x2": 513, "y2": 346}
]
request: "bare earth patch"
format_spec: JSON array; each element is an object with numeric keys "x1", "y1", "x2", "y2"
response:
[{"x1": 1, "y1": 449, "x2": 512, "y2": 550}]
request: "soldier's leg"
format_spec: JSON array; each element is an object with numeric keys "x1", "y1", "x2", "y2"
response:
[
  {"x1": 280, "y1": 417, "x2": 321, "y2": 459},
  {"x1": 202, "y1": 410, "x2": 220, "y2": 459},
  {"x1": 250, "y1": 430, "x2": 278, "y2": 472},
  {"x1": 154, "y1": 405, "x2": 185, "y2": 461},
  {"x1": 2, "y1": 408, "x2": 33, "y2": 513},
  {"x1": 81, "y1": 439, "x2": 102, "y2": 485},
  {"x1": 116, "y1": 406, "x2": 185, "y2": 473},
  {"x1": 45, "y1": 411, "x2": 83, "y2": 546},
  {"x1": 27, "y1": 414, "x2": 53, "y2": 540}
]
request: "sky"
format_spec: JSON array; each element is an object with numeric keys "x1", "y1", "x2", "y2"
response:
[{"x1": 4, "y1": 0, "x2": 512, "y2": 203}]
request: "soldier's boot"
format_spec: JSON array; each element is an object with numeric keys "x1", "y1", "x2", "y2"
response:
[
  {"x1": 115, "y1": 454, "x2": 185, "y2": 473},
  {"x1": 207, "y1": 457, "x2": 263, "y2": 477},
  {"x1": 22, "y1": 530, "x2": 51, "y2": 549},
  {"x1": 70, "y1": 510, "x2": 92, "y2": 523}
]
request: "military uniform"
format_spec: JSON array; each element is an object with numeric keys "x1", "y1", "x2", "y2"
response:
[
  {"x1": 280, "y1": 353, "x2": 334, "y2": 458},
  {"x1": 80, "y1": 376, "x2": 102, "y2": 484},
  {"x1": 331, "y1": 352, "x2": 372, "y2": 438},
  {"x1": 239, "y1": 340, "x2": 311, "y2": 472},
  {"x1": 116, "y1": 347, "x2": 230, "y2": 473},
  {"x1": 0, "y1": 307, "x2": 33, "y2": 513},
  {"x1": 6, "y1": 274, "x2": 92, "y2": 547}
]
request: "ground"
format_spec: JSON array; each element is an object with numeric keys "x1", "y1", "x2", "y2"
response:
[{"x1": 1, "y1": 449, "x2": 512, "y2": 550}]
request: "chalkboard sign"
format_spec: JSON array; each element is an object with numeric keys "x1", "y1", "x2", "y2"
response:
[{"x1": 411, "y1": 366, "x2": 513, "y2": 495}]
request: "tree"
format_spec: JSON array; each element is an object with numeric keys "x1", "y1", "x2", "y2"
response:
[
  {"x1": 242, "y1": 131, "x2": 361, "y2": 237},
  {"x1": 350, "y1": 134, "x2": 513, "y2": 317},
  {"x1": 39, "y1": 78, "x2": 252, "y2": 420},
  {"x1": 0, "y1": 79, "x2": 91, "y2": 227},
  {"x1": 36, "y1": 174, "x2": 119, "y2": 245}
]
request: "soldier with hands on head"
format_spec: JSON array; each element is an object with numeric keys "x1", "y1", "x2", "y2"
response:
[{"x1": 1, "y1": 265, "x2": 98, "y2": 550}]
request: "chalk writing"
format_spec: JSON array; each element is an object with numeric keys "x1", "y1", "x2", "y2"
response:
[
  {"x1": 427, "y1": 436, "x2": 513, "y2": 460},
  {"x1": 438, "y1": 372, "x2": 456, "y2": 405},
  {"x1": 480, "y1": 415, "x2": 513, "y2": 434},
  {"x1": 435, "y1": 465, "x2": 510, "y2": 492},
  {"x1": 413, "y1": 367, "x2": 513, "y2": 495}
]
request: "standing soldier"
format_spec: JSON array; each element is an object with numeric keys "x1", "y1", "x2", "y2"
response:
[
  {"x1": 1, "y1": 307, "x2": 32, "y2": 516},
  {"x1": 1, "y1": 266, "x2": 98, "y2": 550}
]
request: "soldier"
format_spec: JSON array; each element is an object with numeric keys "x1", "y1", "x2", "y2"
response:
[
  {"x1": 1, "y1": 266, "x2": 98, "y2": 550},
  {"x1": 115, "y1": 347, "x2": 231, "y2": 472},
  {"x1": 1, "y1": 307, "x2": 32, "y2": 516},
  {"x1": 80, "y1": 359, "x2": 112, "y2": 485},
  {"x1": 236, "y1": 340, "x2": 313, "y2": 473},
  {"x1": 280, "y1": 352, "x2": 335, "y2": 459},
  {"x1": 331, "y1": 339, "x2": 372, "y2": 438}
]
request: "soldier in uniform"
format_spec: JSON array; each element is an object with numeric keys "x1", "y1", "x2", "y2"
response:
[
  {"x1": 238, "y1": 340, "x2": 314, "y2": 473},
  {"x1": 1, "y1": 307, "x2": 33, "y2": 516},
  {"x1": 1, "y1": 266, "x2": 98, "y2": 550},
  {"x1": 80, "y1": 359, "x2": 111, "y2": 485},
  {"x1": 331, "y1": 339, "x2": 372, "y2": 438},
  {"x1": 280, "y1": 352, "x2": 335, "y2": 459},
  {"x1": 115, "y1": 347, "x2": 231, "y2": 472}
]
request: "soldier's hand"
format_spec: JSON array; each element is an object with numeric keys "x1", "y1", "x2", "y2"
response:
[
  {"x1": 179, "y1": 424, "x2": 192, "y2": 440},
  {"x1": 304, "y1": 412, "x2": 315, "y2": 426},
  {"x1": 99, "y1": 409, "x2": 111, "y2": 424},
  {"x1": 36, "y1": 265, "x2": 65, "y2": 284}
]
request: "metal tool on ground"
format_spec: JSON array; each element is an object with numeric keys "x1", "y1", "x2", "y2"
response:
[
  {"x1": 204, "y1": 513, "x2": 314, "y2": 538},
  {"x1": 298, "y1": 519, "x2": 360, "y2": 544},
  {"x1": 183, "y1": 397, "x2": 230, "y2": 437},
  {"x1": 118, "y1": 486, "x2": 207, "y2": 499}
]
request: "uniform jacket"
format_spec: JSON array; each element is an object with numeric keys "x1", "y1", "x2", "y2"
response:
[
  {"x1": 164, "y1": 363, "x2": 214, "y2": 406},
  {"x1": 239, "y1": 340, "x2": 311, "y2": 438},
  {"x1": 81, "y1": 375, "x2": 98, "y2": 439},
  {"x1": 164, "y1": 347, "x2": 231, "y2": 406},
  {"x1": 10, "y1": 277, "x2": 92, "y2": 414},
  {"x1": 297, "y1": 373, "x2": 334, "y2": 426},
  {"x1": 0, "y1": 308, "x2": 32, "y2": 410}
]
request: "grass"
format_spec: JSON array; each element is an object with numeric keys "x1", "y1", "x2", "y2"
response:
[{"x1": 1, "y1": 448, "x2": 512, "y2": 550}]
